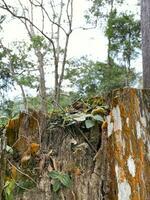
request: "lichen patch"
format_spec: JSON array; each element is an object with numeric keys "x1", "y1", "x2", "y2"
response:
[
  {"x1": 115, "y1": 164, "x2": 131, "y2": 200},
  {"x1": 112, "y1": 105, "x2": 122, "y2": 132},
  {"x1": 126, "y1": 117, "x2": 129, "y2": 127},
  {"x1": 127, "y1": 156, "x2": 136, "y2": 177},
  {"x1": 122, "y1": 138, "x2": 126, "y2": 155},
  {"x1": 140, "y1": 116, "x2": 146, "y2": 128},
  {"x1": 107, "y1": 115, "x2": 114, "y2": 137},
  {"x1": 147, "y1": 140, "x2": 150, "y2": 162},
  {"x1": 118, "y1": 181, "x2": 131, "y2": 200},
  {"x1": 136, "y1": 121, "x2": 141, "y2": 139}
]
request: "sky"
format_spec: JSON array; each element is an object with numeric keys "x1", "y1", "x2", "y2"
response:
[
  {"x1": 1, "y1": 0, "x2": 140, "y2": 62},
  {"x1": 0, "y1": 0, "x2": 142, "y2": 99},
  {"x1": 1, "y1": 0, "x2": 107, "y2": 60}
]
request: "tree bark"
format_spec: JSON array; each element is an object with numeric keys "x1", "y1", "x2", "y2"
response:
[
  {"x1": 105, "y1": 88, "x2": 150, "y2": 200},
  {"x1": 3, "y1": 88, "x2": 150, "y2": 200},
  {"x1": 19, "y1": 84, "x2": 28, "y2": 110},
  {"x1": 107, "y1": 0, "x2": 114, "y2": 67},
  {"x1": 36, "y1": 51, "x2": 47, "y2": 113},
  {"x1": 141, "y1": 0, "x2": 150, "y2": 88}
]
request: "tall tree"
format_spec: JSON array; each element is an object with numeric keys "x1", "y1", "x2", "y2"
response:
[
  {"x1": 0, "y1": 41, "x2": 37, "y2": 110},
  {"x1": 86, "y1": 0, "x2": 124, "y2": 64},
  {"x1": 86, "y1": 0, "x2": 141, "y2": 87},
  {"x1": 141, "y1": 0, "x2": 150, "y2": 88},
  {"x1": 0, "y1": 0, "x2": 73, "y2": 105},
  {"x1": 0, "y1": 15, "x2": 12, "y2": 95},
  {"x1": 65, "y1": 57, "x2": 137, "y2": 96},
  {"x1": 105, "y1": 11, "x2": 141, "y2": 85}
]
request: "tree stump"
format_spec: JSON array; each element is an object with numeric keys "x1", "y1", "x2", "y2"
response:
[
  {"x1": 2, "y1": 88, "x2": 150, "y2": 200},
  {"x1": 102, "y1": 88, "x2": 150, "y2": 200}
]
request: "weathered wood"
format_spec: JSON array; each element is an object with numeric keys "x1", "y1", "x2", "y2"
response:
[
  {"x1": 3, "y1": 88, "x2": 150, "y2": 200},
  {"x1": 105, "y1": 88, "x2": 150, "y2": 200}
]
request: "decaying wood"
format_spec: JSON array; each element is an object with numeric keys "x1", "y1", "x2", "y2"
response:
[{"x1": 1, "y1": 88, "x2": 150, "y2": 200}]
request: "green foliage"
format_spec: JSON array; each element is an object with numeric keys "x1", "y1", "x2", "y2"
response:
[
  {"x1": 85, "y1": 0, "x2": 124, "y2": 22},
  {"x1": 106, "y1": 10, "x2": 141, "y2": 66},
  {"x1": 85, "y1": 119, "x2": 95, "y2": 129},
  {"x1": 18, "y1": 75, "x2": 37, "y2": 88},
  {"x1": 4, "y1": 180, "x2": 15, "y2": 200},
  {"x1": 92, "y1": 114, "x2": 103, "y2": 121},
  {"x1": 0, "y1": 46, "x2": 12, "y2": 93},
  {"x1": 30, "y1": 35, "x2": 48, "y2": 50},
  {"x1": 0, "y1": 116, "x2": 8, "y2": 127},
  {"x1": 59, "y1": 94, "x2": 72, "y2": 108},
  {"x1": 48, "y1": 170, "x2": 72, "y2": 192},
  {"x1": 15, "y1": 179, "x2": 35, "y2": 194},
  {"x1": 0, "y1": 41, "x2": 38, "y2": 97},
  {"x1": 65, "y1": 57, "x2": 137, "y2": 96},
  {"x1": 0, "y1": 100, "x2": 17, "y2": 119},
  {"x1": 0, "y1": 100, "x2": 15, "y2": 127}
]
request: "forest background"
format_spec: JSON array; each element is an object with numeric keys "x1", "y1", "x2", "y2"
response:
[{"x1": 0, "y1": 0, "x2": 141, "y2": 120}]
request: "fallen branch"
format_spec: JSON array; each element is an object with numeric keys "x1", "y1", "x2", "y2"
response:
[
  {"x1": 7, "y1": 159, "x2": 38, "y2": 186},
  {"x1": 75, "y1": 126, "x2": 97, "y2": 154}
]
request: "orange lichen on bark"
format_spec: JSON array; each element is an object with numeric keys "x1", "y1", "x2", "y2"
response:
[
  {"x1": 138, "y1": 139, "x2": 144, "y2": 164},
  {"x1": 106, "y1": 90, "x2": 144, "y2": 199},
  {"x1": 110, "y1": 89, "x2": 149, "y2": 200}
]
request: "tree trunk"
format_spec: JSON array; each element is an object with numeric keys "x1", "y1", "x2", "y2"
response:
[
  {"x1": 54, "y1": 61, "x2": 59, "y2": 105},
  {"x1": 36, "y1": 51, "x2": 47, "y2": 113},
  {"x1": 0, "y1": 130, "x2": 6, "y2": 200},
  {"x1": 141, "y1": 0, "x2": 150, "y2": 88},
  {"x1": 3, "y1": 88, "x2": 150, "y2": 200},
  {"x1": 57, "y1": 34, "x2": 70, "y2": 104},
  {"x1": 19, "y1": 84, "x2": 27, "y2": 110},
  {"x1": 107, "y1": 0, "x2": 114, "y2": 67},
  {"x1": 105, "y1": 88, "x2": 150, "y2": 200}
]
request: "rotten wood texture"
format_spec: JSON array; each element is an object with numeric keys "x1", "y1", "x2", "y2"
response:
[
  {"x1": 3, "y1": 88, "x2": 150, "y2": 200},
  {"x1": 6, "y1": 111, "x2": 46, "y2": 146},
  {"x1": 105, "y1": 88, "x2": 150, "y2": 200}
]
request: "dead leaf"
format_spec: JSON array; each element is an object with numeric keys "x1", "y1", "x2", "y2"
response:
[
  {"x1": 101, "y1": 121, "x2": 108, "y2": 130},
  {"x1": 92, "y1": 107, "x2": 106, "y2": 115},
  {"x1": 30, "y1": 143, "x2": 40, "y2": 155},
  {"x1": 21, "y1": 151, "x2": 31, "y2": 164},
  {"x1": 11, "y1": 165, "x2": 17, "y2": 179},
  {"x1": 21, "y1": 145, "x2": 31, "y2": 164},
  {"x1": 74, "y1": 167, "x2": 81, "y2": 176}
]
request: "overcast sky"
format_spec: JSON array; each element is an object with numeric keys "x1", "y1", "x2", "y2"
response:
[{"x1": 1, "y1": 0, "x2": 141, "y2": 62}]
